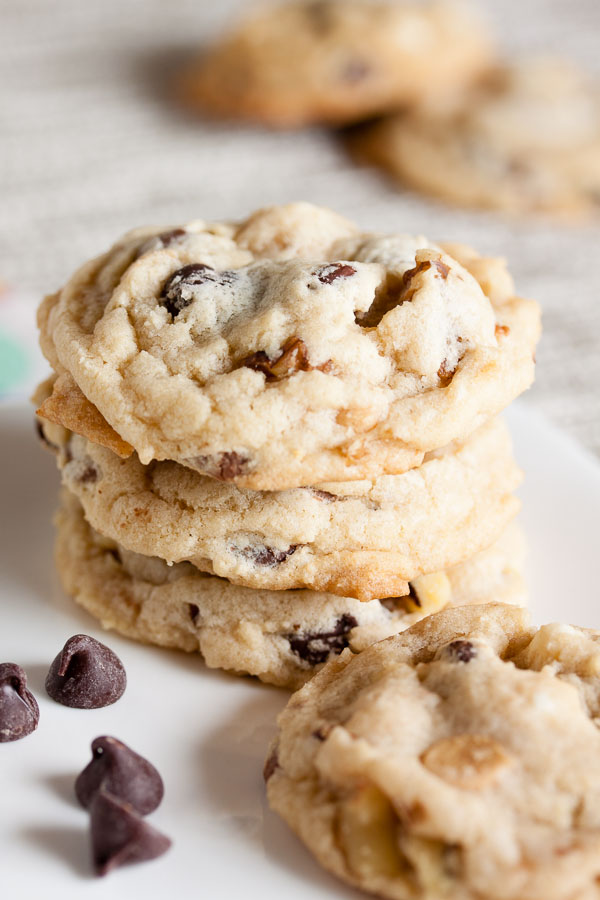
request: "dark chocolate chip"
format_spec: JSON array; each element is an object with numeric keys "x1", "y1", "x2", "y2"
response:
[
  {"x1": 190, "y1": 450, "x2": 251, "y2": 482},
  {"x1": 90, "y1": 789, "x2": 171, "y2": 877},
  {"x1": 239, "y1": 544, "x2": 298, "y2": 567},
  {"x1": 35, "y1": 418, "x2": 59, "y2": 453},
  {"x1": 45, "y1": 634, "x2": 126, "y2": 709},
  {"x1": 188, "y1": 604, "x2": 200, "y2": 624},
  {"x1": 306, "y1": 0, "x2": 334, "y2": 30},
  {"x1": 340, "y1": 59, "x2": 372, "y2": 84},
  {"x1": 446, "y1": 640, "x2": 477, "y2": 663},
  {"x1": 287, "y1": 614, "x2": 358, "y2": 667},
  {"x1": 78, "y1": 461, "x2": 99, "y2": 484},
  {"x1": 408, "y1": 582, "x2": 421, "y2": 608},
  {"x1": 160, "y1": 263, "x2": 237, "y2": 318},
  {"x1": 263, "y1": 748, "x2": 279, "y2": 782},
  {"x1": 156, "y1": 228, "x2": 187, "y2": 246},
  {"x1": 314, "y1": 263, "x2": 357, "y2": 285},
  {"x1": 0, "y1": 663, "x2": 39, "y2": 743},
  {"x1": 76, "y1": 736, "x2": 164, "y2": 815}
]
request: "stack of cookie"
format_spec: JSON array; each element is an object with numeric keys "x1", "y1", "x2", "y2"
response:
[{"x1": 35, "y1": 203, "x2": 540, "y2": 689}]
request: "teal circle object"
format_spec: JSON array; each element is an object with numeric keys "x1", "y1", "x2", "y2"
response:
[{"x1": 0, "y1": 333, "x2": 29, "y2": 395}]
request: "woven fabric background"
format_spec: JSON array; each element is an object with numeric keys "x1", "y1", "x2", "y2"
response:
[{"x1": 1, "y1": 0, "x2": 599, "y2": 455}]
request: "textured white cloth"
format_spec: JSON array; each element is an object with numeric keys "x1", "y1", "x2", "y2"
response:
[{"x1": 1, "y1": 0, "x2": 599, "y2": 454}]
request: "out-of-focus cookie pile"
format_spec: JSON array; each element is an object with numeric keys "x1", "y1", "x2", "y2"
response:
[
  {"x1": 34, "y1": 201, "x2": 539, "y2": 690},
  {"x1": 177, "y1": 0, "x2": 600, "y2": 219}
]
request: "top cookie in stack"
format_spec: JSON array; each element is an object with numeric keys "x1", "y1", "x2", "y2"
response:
[
  {"x1": 36, "y1": 203, "x2": 540, "y2": 687},
  {"x1": 38, "y1": 203, "x2": 539, "y2": 491}
]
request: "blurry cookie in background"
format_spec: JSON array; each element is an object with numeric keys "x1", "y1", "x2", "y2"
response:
[
  {"x1": 353, "y1": 59, "x2": 600, "y2": 218},
  {"x1": 176, "y1": 0, "x2": 493, "y2": 128}
]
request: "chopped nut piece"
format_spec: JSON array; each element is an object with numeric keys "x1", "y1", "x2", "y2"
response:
[
  {"x1": 337, "y1": 784, "x2": 404, "y2": 879},
  {"x1": 421, "y1": 734, "x2": 515, "y2": 789}
]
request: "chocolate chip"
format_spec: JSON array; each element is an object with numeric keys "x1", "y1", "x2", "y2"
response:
[
  {"x1": 35, "y1": 418, "x2": 59, "y2": 453},
  {"x1": 341, "y1": 60, "x2": 372, "y2": 83},
  {"x1": 315, "y1": 263, "x2": 357, "y2": 285},
  {"x1": 90, "y1": 789, "x2": 171, "y2": 877},
  {"x1": 239, "y1": 544, "x2": 298, "y2": 567},
  {"x1": 78, "y1": 461, "x2": 99, "y2": 484},
  {"x1": 446, "y1": 640, "x2": 477, "y2": 663},
  {"x1": 0, "y1": 663, "x2": 39, "y2": 743},
  {"x1": 287, "y1": 614, "x2": 358, "y2": 667},
  {"x1": 45, "y1": 634, "x2": 126, "y2": 709},
  {"x1": 263, "y1": 748, "x2": 279, "y2": 783},
  {"x1": 188, "y1": 604, "x2": 200, "y2": 624},
  {"x1": 76, "y1": 736, "x2": 164, "y2": 815},
  {"x1": 190, "y1": 450, "x2": 251, "y2": 482},
  {"x1": 407, "y1": 582, "x2": 421, "y2": 608},
  {"x1": 160, "y1": 263, "x2": 237, "y2": 318},
  {"x1": 156, "y1": 228, "x2": 186, "y2": 247},
  {"x1": 306, "y1": 0, "x2": 334, "y2": 31}
]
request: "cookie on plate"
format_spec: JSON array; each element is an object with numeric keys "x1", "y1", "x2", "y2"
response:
[
  {"x1": 354, "y1": 59, "x2": 600, "y2": 217},
  {"x1": 176, "y1": 0, "x2": 492, "y2": 128},
  {"x1": 267, "y1": 602, "x2": 600, "y2": 898},
  {"x1": 37, "y1": 203, "x2": 540, "y2": 490},
  {"x1": 55, "y1": 491, "x2": 526, "y2": 690},
  {"x1": 40, "y1": 410, "x2": 521, "y2": 601}
]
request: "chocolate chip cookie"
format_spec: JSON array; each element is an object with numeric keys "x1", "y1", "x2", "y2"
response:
[
  {"x1": 55, "y1": 491, "x2": 526, "y2": 690},
  {"x1": 40, "y1": 410, "x2": 521, "y2": 601},
  {"x1": 38, "y1": 203, "x2": 540, "y2": 490},
  {"x1": 267, "y1": 602, "x2": 600, "y2": 898},
  {"x1": 177, "y1": 0, "x2": 492, "y2": 128},
  {"x1": 355, "y1": 59, "x2": 600, "y2": 217}
]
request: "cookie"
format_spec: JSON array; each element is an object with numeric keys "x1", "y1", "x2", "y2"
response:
[
  {"x1": 176, "y1": 0, "x2": 492, "y2": 128},
  {"x1": 266, "y1": 602, "x2": 600, "y2": 899},
  {"x1": 41, "y1": 410, "x2": 521, "y2": 601},
  {"x1": 38, "y1": 203, "x2": 540, "y2": 490},
  {"x1": 54, "y1": 491, "x2": 527, "y2": 690},
  {"x1": 354, "y1": 59, "x2": 600, "y2": 217}
]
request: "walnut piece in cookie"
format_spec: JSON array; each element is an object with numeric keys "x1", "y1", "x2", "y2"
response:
[{"x1": 267, "y1": 603, "x2": 600, "y2": 900}]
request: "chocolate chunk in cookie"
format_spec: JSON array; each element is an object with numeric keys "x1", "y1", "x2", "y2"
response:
[
  {"x1": 288, "y1": 614, "x2": 358, "y2": 666},
  {"x1": 160, "y1": 263, "x2": 237, "y2": 318}
]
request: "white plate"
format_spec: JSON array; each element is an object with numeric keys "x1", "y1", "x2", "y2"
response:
[{"x1": 1, "y1": 402, "x2": 599, "y2": 899}]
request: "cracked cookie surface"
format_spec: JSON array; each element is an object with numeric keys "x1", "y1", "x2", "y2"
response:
[
  {"x1": 267, "y1": 603, "x2": 600, "y2": 899},
  {"x1": 176, "y1": 0, "x2": 492, "y2": 128},
  {"x1": 38, "y1": 203, "x2": 540, "y2": 490},
  {"x1": 40, "y1": 412, "x2": 521, "y2": 601},
  {"x1": 355, "y1": 60, "x2": 600, "y2": 218},
  {"x1": 54, "y1": 491, "x2": 526, "y2": 690}
]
